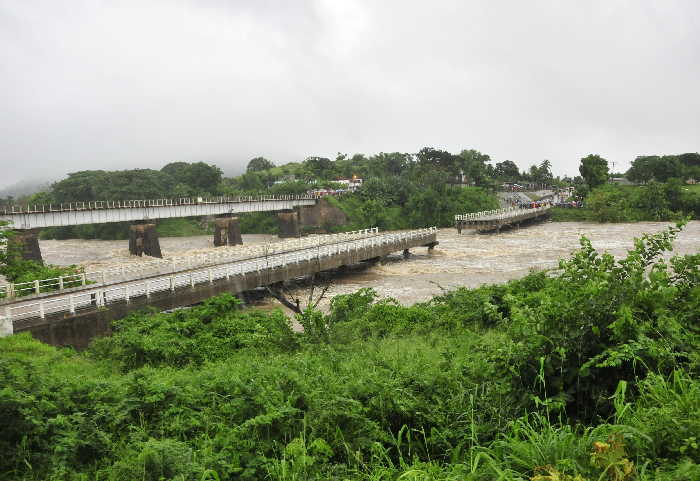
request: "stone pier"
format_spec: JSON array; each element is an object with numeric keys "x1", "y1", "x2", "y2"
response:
[
  {"x1": 277, "y1": 210, "x2": 300, "y2": 238},
  {"x1": 214, "y1": 217, "x2": 243, "y2": 246},
  {"x1": 128, "y1": 224, "x2": 162, "y2": 258},
  {"x1": 9, "y1": 229, "x2": 43, "y2": 263}
]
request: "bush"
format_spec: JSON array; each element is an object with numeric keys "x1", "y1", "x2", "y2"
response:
[{"x1": 1, "y1": 223, "x2": 699, "y2": 480}]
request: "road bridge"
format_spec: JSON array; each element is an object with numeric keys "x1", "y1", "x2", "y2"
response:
[
  {"x1": 0, "y1": 227, "x2": 438, "y2": 346},
  {"x1": 455, "y1": 205, "x2": 551, "y2": 233},
  {"x1": 0, "y1": 195, "x2": 319, "y2": 260}
]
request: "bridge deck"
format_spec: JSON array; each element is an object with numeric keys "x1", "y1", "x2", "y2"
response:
[
  {"x1": 455, "y1": 206, "x2": 551, "y2": 233},
  {"x1": 0, "y1": 195, "x2": 317, "y2": 229},
  {"x1": 0, "y1": 228, "x2": 438, "y2": 337}
]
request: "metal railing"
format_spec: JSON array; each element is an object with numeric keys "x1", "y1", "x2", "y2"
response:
[
  {"x1": 0, "y1": 227, "x2": 437, "y2": 323},
  {"x1": 455, "y1": 205, "x2": 551, "y2": 222},
  {"x1": 1, "y1": 194, "x2": 318, "y2": 215},
  {"x1": 0, "y1": 228, "x2": 380, "y2": 299}
]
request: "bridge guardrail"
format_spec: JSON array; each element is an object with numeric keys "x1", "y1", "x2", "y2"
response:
[
  {"x1": 0, "y1": 228, "x2": 381, "y2": 299},
  {"x1": 0, "y1": 194, "x2": 319, "y2": 215},
  {"x1": 455, "y1": 205, "x2": 551, "y2": 222},
  {"x1": 0, "y1": 227, "x2": 437, "y2": 324}
]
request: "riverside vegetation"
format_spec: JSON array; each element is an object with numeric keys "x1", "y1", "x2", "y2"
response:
[
  {"x1": 552, "y1": 181, "x2": 700, "y2": 223},
  {"x1": 1, "y1": 222, "x2": 699, "y2": 480}
]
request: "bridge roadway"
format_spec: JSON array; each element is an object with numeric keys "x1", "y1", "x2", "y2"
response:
[
  {"x1": 0, "y1": 228, "x2": 381, "y2": 298},
  {"x1": 0, "y1": 195, "x2": 317, "y2": 229},
  {"x1": 0, "y1": 227, "x2": 438, "y2": 340},
  {"x1": 455, "y1": 205, "x2": 551, "y2": 233}
]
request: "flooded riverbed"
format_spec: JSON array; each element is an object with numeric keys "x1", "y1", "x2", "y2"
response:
[{"x1": 37, "y1": 221, "x2": 700, "y2": 311}]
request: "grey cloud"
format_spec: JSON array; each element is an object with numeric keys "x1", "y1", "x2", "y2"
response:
[{"x1": 1, "y1": 0, "x2": 698, "y2": 188}]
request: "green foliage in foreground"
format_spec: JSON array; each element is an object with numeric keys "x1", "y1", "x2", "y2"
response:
[{"x1": 1, "y1": 223, "x2": 699, "y2": 480}]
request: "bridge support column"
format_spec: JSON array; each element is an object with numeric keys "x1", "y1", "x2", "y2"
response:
[
  {"x1": 426, "y1": 241, "x2": 439, "y2": 251},
  {"x1": 403, "y1": 249, "x2": 410, "y2": 259},
  {"x1": 8, "y1": 229, "x2": 43, "y2": 263},
  {"x1": 214, "y1": 217, "x2": 243, "y2": 247},
  {"x1": 129, "y1": 224, "x2": 162, "y2": 258},
  {"x1": 277, "y1": 210, "x2": 300, "y2": 238}
]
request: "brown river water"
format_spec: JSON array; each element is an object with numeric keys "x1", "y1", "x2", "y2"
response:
[{"x1": 36, "y1": 221, "x2": 700, "y2": 314}]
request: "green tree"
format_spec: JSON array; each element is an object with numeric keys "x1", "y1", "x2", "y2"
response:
[
  {"x1": 458, "y1": 149, "x2": 491, "y2": 186},
  {"x1": 246, "y1": 157, "x2": 275, "y2": 173},
  {"x1": 494, "y1": 160, "x2": 520, "y2": 180},
  {"x1": 627, "y1": 156, "x2": 656, "y2": 184},
  {"x1": 416, "y1": 147, "x2": 460, "y2": 179},
  {"x1": 579, "y1": 154, "x2": 609, "y2": 189},
  {"x1": 51, "y1": 171, "x2": 108, "y2": 202},
  {"x1": 303, "y1": 156, "x2": 334, "y2": 179},
  {"x1": 162, "y1": 162, "x2": 222, "y2": 194}
]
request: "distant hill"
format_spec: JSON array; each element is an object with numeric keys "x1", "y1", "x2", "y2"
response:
[{"x1": 0, "y1": 177, "x2": 54, "y2": 200}]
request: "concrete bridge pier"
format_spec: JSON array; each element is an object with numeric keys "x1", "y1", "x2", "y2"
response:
[
  {"x1": 277, "y1": 210, "x2": 300, "y2": 238},
  {"x1": 403, "y1": 249, "x2": 410, "y2": 259},
  {"x1": 8, "y1": 229, "x2": 43, "y2": 263},
  {"x1": 214, "y1": 217, "x2": 243, "y2": 246},
  {"x1": 129, "y1": 224, "x2": 162, "y2": 258}
]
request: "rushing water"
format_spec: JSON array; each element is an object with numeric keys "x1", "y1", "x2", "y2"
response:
[{"x1": 37, "y1": 221, "x2": 700, "y2": 312}]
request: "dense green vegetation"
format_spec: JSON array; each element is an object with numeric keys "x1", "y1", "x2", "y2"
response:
[
  {"x1": 329, "y1": 184, "x2": 496, "y2": 230},
  {"x1": 626, "y1": 153, "x2": 700, "y2": 184},
  {"x1": 1, "y1": 223, "x2": 699, "y2": 480},
  {"x1": 230, "y1": 148, "x2": 502, "y2": 230},
  {"x1": 558, "y1": 181, "x2": 700, "y2": 223}
]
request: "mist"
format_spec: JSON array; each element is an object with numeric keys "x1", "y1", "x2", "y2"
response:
[{"x1": 1, "y1": 0, "x2": 698, "y2": 188}]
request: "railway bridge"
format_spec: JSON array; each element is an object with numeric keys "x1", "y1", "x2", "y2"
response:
[{"x1": 0, "y1": 195, "x2": 320, "y2": 261}]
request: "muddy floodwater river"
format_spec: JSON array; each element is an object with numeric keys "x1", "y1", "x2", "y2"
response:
[{"x1": 35, "y1": 221, "x2": 700, "y2": 313}]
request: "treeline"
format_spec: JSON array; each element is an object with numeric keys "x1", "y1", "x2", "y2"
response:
[
  {"x1": 1, "y1": 223, "x2": 699, "y2": 479},
  {"x1": 6, "y1": 148, "x2": 512, "y2": 238},
  {"x1": 627, "y1": 153, "x2": 700, "y2": 184},
  {"x1": 9, "y1": 162, "x2": 223, "y2": 239},
  {"x1": 233, "y1": 148, "x2": 558, "y2": 191},
  {"x1": 554, "y1": 181, "x2": 700, "y2": 223},
  {"x1": 556, "y1": 153, "x2": 700, "y2": 223}
]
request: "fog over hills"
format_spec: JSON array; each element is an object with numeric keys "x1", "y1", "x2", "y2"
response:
[{"x1": 1, "y1": 1, "x2": 699, "y2": 188}]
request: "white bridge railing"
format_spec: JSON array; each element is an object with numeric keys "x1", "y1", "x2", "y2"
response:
[
  {"x1": 1, "y1": 194, "x2": 318, "y2": 215},
  {"x1": 0, "y1": 228, "x2": 380, "y2": 299},
  {"x1": 455, "y1": 205, "x2": 551, "y2": 222},
  {"x1": 0, "y1": 227, "x2": 437, "y2": 324}
]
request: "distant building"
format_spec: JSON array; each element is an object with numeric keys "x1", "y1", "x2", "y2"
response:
[
  {"x1": 609, "y1": 177, "x2": 634, "y2": 186},
  {"x1": 335, "y1": 178, "x2": 363, "y2": 191}
]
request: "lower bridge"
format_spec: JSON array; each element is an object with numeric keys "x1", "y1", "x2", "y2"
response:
[
  {"x1": 455, "y1": 205, "x2": 551, "y2": 233},
  {"x1": 0, "y1": 227, "x2": 438, "y2": 346}
]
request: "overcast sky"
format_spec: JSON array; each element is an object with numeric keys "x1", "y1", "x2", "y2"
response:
[{"x1": 1, "y1": 0, "x2": 698, "y2": 188}]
